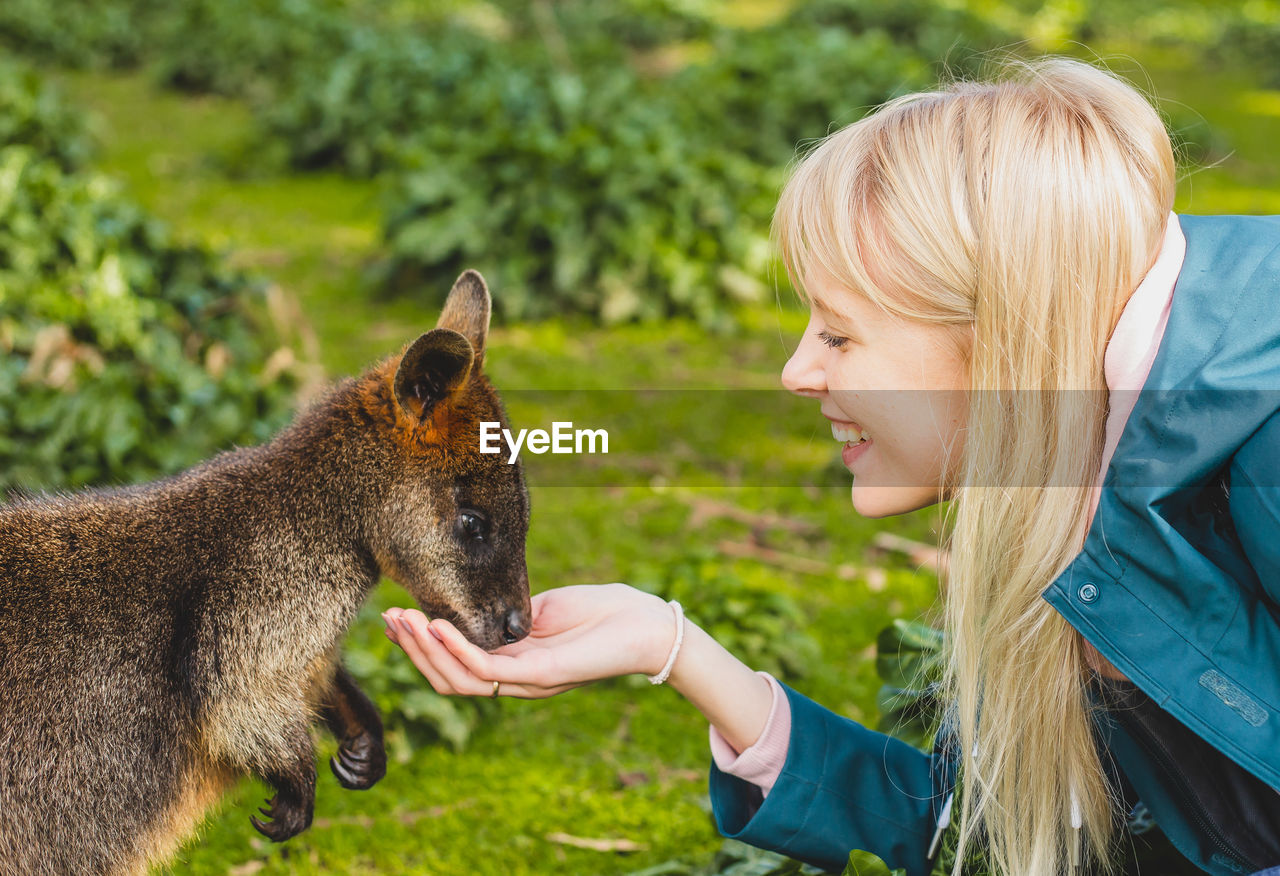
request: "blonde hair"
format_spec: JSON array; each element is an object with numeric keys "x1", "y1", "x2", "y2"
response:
[{"x1": 774, "y1": 55, "x2": 1176, "y2": 873}]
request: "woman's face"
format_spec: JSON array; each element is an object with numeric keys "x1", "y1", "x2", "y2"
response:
[{"x1": 781, "y1": 277, "x2": 970, "y2": 518}]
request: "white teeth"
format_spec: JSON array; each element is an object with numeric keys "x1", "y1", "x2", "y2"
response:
[{"x1": 830, "y1": 423, "x2": 870, "y2": 444}]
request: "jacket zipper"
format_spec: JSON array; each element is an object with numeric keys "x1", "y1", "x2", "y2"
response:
[{"x1": 1119, "y1": 708, "x2": 1259, "y2": 872}]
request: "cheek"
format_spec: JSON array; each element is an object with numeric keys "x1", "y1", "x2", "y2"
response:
[{"x1": 862, "y1": 399, "x2": 963, "y2": 489}]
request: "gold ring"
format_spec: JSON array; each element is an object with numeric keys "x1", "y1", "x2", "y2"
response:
[{"x1": 491, "y1": 680, "x2": 500, "y2": 699}]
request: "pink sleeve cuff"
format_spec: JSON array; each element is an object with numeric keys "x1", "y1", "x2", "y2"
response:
[{"x1": 708, "y1": 671, "x2": 791, "y2": 797}]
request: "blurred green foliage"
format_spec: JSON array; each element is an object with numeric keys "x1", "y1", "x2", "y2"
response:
[
  {"x1": 632, "y1": 553, "x2": 822, "y2": 682},
  {"x1": 873, "y1": 619, "x2": 945, "y2": 751},
  {"x1": 0, "y1": 0, "x2": 1246, "y2": 327},
  {"x1": 506, "y1": 0, "x2": 718, "y2": 54},
  {"x1": 0, "y1": 64, "x2": 298, "y2": 497},
  {"x1": 783, "y1": 0, "x2": 1012, "y2": 67},
  {"x1": 1212, "y1": 1, "x2": 1280, "y2": 87},
  {"x1": 0, "y1": 61, "x2": 95, "y2": 170},
  {"x1": 0, "y1": 0, "x2": 155, "y2": 70},
  {"x1": 253, "y1": 23, "x2": 497, "y2": 176},
  {"x1": 378, "y1": 75, "x2": 776, "y2": 325},
  {"x1": 672, "y1": 27, "x2": 931, "y2": 167},
  {"x1": 152, "y1": 0, "x2": 352, "y2": 98},
  {"x1": 0, "y1": 146, "x2": 299, "y2": 495},
  {"x1": 0, "y1": 0, "x2": 1010, "y2": 326},
  {"x1": 678, "y1": 0, "x2": 1014, "y2": 165}
]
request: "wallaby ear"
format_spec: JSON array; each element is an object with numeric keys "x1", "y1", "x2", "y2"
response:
[
  {"x1": 393, "y1": 329, "x2": 475, "y2": 423},
  {"x1": 436, "y1": 270, "x2": 491, "y2": 363}
]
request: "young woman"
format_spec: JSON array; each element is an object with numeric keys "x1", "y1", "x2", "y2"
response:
[{"x1": 383, "y1": 56, "x2": 1280, "y2": 875}]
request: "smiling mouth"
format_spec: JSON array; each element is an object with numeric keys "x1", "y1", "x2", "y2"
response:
[{"x1": 828, "y1": 420, "x2": 870, "y2": 445}]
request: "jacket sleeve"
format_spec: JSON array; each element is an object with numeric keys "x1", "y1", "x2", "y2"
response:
[
  {"x1": 1228, "y1": 408, "x2": 1280, "y2": 608},
  {"x1": 708, "y1": 681, "x2": 946, "y2": 876}
]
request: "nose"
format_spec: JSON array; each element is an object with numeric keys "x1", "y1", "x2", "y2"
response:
[
  {"x1": 502, "y1": 607, "x2": 531, "y2": 644},
  {"x1": 781, "y1": 317, "x2": 828, "y2": 398}
]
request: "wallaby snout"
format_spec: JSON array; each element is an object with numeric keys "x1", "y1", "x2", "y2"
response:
[
  {"x1": 502, "y1": 603, "x2": 532, "y2": 643},
  {"x1": 423, "y1": 588, "x2": 532, "y2": 651}
]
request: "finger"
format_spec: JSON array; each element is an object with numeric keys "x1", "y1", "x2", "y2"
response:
[
  {"x1": 384, "y1": 607, "x2": 409, "y2": 643},
  {"x1": 487, "y1": 679, "x2": 592, "y2": 700},
  {"x1": 381, "y1": 612, "x2": 401, "y2": 645},
  {"x1": 430, "y1": 619, "x2": 558, "y2": 687},
  {"x1": 391, "y1": 617, "x2": 454, "y2": 694},
  {"x1": 399, "y1": 612, "x2": 493, "y2": 698},
  {"x1": 427, "y1": 618, "x2": 498, "y2": 675}
]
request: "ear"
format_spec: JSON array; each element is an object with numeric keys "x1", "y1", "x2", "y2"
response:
[
  {"x1": 436, "y1": 270, "x2": 491, "y2": 364},
  {"x1": 393, "y1": 329, "x2": 474, "y2": 423}
]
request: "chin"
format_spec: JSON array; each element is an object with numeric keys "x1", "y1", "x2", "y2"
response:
[{"x1": 850, "y1": 484, "x2": 939, "y2": 518}]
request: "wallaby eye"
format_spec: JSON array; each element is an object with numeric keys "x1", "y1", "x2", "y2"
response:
[{"x1": 458, "y1": 511, "x2": 489, "y2": 542}]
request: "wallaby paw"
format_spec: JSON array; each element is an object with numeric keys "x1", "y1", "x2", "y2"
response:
[
  {"x1": 250, "y1": 792, "x2": 313, "y2": 842},
  {"x1": 330, "y1": 733, "x2": 387, "y2": 790}
]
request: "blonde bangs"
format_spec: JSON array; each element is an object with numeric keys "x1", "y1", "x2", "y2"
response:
[
  {"x1": 773, "y1": 92, "x2": 978, "y2": 330},
  {"x1": 772, "y1": 117, "x2": 883, "y2": 312}
]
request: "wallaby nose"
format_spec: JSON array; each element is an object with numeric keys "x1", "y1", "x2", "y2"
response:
[{"x1": 502, "y1": 608, "x2": 530, "y2": 644}]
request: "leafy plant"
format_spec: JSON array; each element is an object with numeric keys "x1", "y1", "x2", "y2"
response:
[
  {"x1": 218, "y1": 0, "x2": 962, "y2": 325},
  {"x1": 0, "y1": 60, "x2": 95, "y2": 171},
  {"x1": 624, "y1": 839, "x2": 911, "y2": 875},
  {"x1": 630, "y1": 554, "x2": 822, "y2": 681},
  {"x1": 843, "y1": 850, "x2": 906, "y2": 876},
  {"x1": 254, "y1": 21, "x2": 502, "y2": 176},
  {"x1": 874, "y1": 618, "x2": 946, "y2": 751},
  {"x1": 491, "y1": 0, "x2": 717, "y2": 58},
  {"x1": 783, "y1": 0, "x2": 1012, "y2": 75},
  {"x1": 670, "y1": 4, "x2": 1007, "y2": 167},
  {"x1": 151, "y1": 0, "x2": 353, "y2": 98},
  {"x1": 0, "y1": 146, "x2": 300, "y2": 496},
  {"x1": 0, "y1": 0, "x2": 156, "y2": 70},
  {"x1": 1212, "y1": 0, "x2": 1280, "y2": 87},
  {"x1": 377, "y1": 65, "x2": 776, "y2": 326}
]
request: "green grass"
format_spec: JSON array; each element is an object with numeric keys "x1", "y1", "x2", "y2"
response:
[{"x1": 42, "y1": 32, "x2": 1280, "y2": 875}]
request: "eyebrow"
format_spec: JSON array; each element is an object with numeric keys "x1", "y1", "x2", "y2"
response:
[{"x1": 812, "y1": 299, "x2": 862, "y2": 336}]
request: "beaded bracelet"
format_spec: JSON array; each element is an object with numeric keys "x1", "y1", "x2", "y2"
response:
[{"x1": 646, "y1": 600, "x2": 685, "y2": 685}]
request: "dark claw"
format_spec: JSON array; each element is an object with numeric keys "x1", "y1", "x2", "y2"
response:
[
  {"x1": 329, "y1": 733, "x2": 386, "y2": 791},
  {"x1": 250, "y1": 792, "x2": 313, "y2": 842},
  {"x1": 330, "y1": 756, "x2": 356, "y2": 787}
]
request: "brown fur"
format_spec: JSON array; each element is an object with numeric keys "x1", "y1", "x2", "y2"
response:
[{"x1": 0, "y1": 272, "x2": 531, "y2": 875}]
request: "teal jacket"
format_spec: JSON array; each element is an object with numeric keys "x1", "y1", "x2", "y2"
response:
[{"x1": 710, "y1": 214, "x2": 1280, "y2": 875}]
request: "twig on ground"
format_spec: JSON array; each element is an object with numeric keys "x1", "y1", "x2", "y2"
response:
[
  {"x1": 717, "y1": 538, "x2": 860, "y2": 580},
  {"x1": 868, "y1": 532, "x2": 949, "y2": 575},
  {"x1": 545, "y1": 832, "x2": 648, "y2": 853},
  {"x1": 678, "y1": 494, "x2": 823, "y2": 537}
]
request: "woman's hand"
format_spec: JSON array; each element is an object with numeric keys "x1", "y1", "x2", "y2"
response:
[
  {"x1": 387, "y1": 582, "x2": 776, "y2": 752},
  {"x1": 383, "y1": 583, "x2": 678, "y2": 699}
]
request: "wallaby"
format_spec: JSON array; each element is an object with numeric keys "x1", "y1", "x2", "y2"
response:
[{"x1": 0, "y1": 271, "x2": 532, "y2": 876}]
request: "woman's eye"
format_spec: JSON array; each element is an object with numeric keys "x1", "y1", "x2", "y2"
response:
[
  {"x1": 459, "y1": 512, "x2": 489, "y2": 542},
  {"x1": 817, "y1": 330, "x2": 849, "y2": 350}
]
